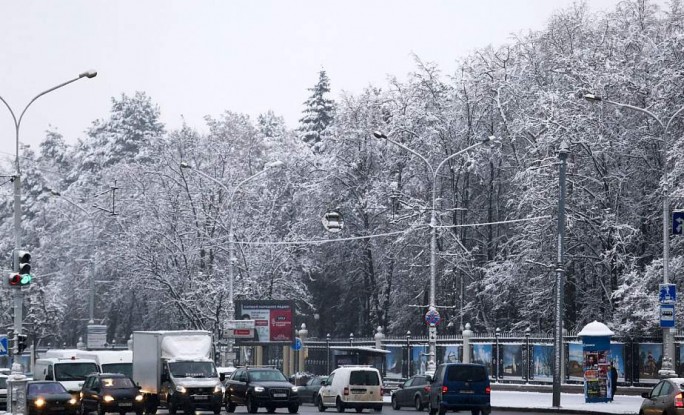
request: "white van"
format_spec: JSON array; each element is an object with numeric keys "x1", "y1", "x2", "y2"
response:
[
  {"x1": 42, "y1": 349, "x2": 133, "y2": 377},
  {"x1": 317, "y1": 365, "x2": 383, "y2": 412},
  {"x1": 33, "y1": 357, "x2": 100, "y2": 397}
]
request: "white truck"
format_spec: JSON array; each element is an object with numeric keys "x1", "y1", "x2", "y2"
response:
[
  {"x1": 132, "y1": 330, "x2": 223, "y2": 414},
  {"x1": 43, "y1": 349, "x2": 133, "y2": 377},
  {"x1": 33, "y1": 357, "x2": 100, "y2": 398}
]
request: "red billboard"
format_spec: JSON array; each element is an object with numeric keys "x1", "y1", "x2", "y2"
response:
[{"x1": 235, "y1": 300, "x2": 295, "y2": 343}]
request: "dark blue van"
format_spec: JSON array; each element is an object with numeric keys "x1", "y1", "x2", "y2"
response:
[{"x1": 428, "y1": 363, "x2": 491, "y2": 415}]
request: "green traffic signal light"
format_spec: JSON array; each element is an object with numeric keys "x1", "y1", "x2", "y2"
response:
[{"x1": 20, "y1": 274, "x2": 32, "y2": 285}]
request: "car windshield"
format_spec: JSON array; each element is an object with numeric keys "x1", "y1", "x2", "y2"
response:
[
  {"x1": 101, "y1": 377, "x2": 135, "y2": 389},
  {"x1": 249, "y1": 370, "x2": 288, "y2": 382},
  {"x1": 446, "y1": 365, "x2": 487, "y2": 382},
  {"x1": 29, "y1": 383, "x2": 67, "y2": 395},
  {"x1": 168, "y1": 361, "x2": 217, "y2": 378},
  {"x1": 54, "y1": 363, "x2": 99, "y2": 381},
  {"x1": 102, "y1": 363, "x2": 133, "y2": 378},
  {"x1": 349, "y1": 371, "x2": 380, "y2": 386}
]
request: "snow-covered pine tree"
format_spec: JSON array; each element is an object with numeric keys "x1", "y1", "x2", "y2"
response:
[{"x1": 299, "y1": 70, "x2": 335, "y2": 148}]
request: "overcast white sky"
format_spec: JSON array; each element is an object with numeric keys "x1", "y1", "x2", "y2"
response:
[{"x1": 0, "y1": 0, "x2": 633, "y2": 159}]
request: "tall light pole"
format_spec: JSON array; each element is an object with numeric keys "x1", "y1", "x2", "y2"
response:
[
  {"x1": 0, "y1": 70, "x2": 97, "y2": 368},
  {"x1": 553, "y1": 140, "x2": 569, "y2": 407},
  {"x1": 584, "y1": 93, "x2": 684, "y2": 375},
  {"x1": 373, "y1": 130, "x2": 492, "y2": 372},
  {"x1": 49, "y1": 190, "x2": 97, "y2": 324},
  {"x1": 179, "y1": 160, "x2": 283, "y2": 321}
]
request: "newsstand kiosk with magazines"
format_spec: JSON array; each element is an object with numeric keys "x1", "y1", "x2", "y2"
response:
[{"x1": 577, "y1": 321, "x2": 615, "y2": 403}]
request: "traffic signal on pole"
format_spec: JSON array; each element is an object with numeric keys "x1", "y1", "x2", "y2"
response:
[
  {"x1": 17, "y1": 334, "x2": 28, "y2": 354},
  {"x1": 12, "y1": 250, "x2": 32, "y2": 286}
]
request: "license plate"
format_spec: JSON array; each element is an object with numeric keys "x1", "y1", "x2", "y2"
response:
[
  {"x1": 351, "y1": 390, "x2": 364, "y2": 394},
  {"x1": 194, "y1": 395, "x2": 209, "y2": 400},
  {"x1": 460, "y1": 390, "x2": 474, "y2": 394},
  {"x1": 51, "y1": 406, "x2": 64, "y2": 411},
  {"x1": 119, "y1": 403, "x2": 133, "y2": 407},
  {"x1": 274, "y1": 393, "x2": 287, "y2": 398}
]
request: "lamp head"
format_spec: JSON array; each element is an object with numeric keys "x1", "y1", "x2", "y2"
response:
[
  {"x1": 265, "y1": 160, "x2": 284, "y2": 169},
  {"x1": 180, "y1": 162, "x2": 192, "y2": 169},
  {"x1": 583, "y1": 93, "x2": 602, "y2": 102},
  {"x1": 79, "y1": 70, "x2": 98, "y2": 79},
  {"x1": 372, "y1": 131, "x2": 387, "y2": 139}
]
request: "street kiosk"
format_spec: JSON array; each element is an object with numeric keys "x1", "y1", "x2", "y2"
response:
[{"x1": 577, "y1": 321, "x2": 615, "y2": 403}]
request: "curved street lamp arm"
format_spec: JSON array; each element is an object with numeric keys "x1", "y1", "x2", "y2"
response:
[
  {"x1": 374, "y1": 131, "x2": 434, "y2": 176},
  {"x1": 665, "y1": 106, "x2": 684, "y2": 134},
  {"x1": 603, "y1": 99, "x2": 665, "y2": 131}
]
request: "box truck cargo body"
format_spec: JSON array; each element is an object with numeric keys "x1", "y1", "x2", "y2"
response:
[{"x1": 132, "y1": 330, "x2": 223, "y2": 414}]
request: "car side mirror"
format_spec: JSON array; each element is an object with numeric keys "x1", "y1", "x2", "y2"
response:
[
  {"x1": 220, "y1": 373, "x2": 226, "y2": 381},
  {"x1": 398, "y1": 384, "x2": 404, "y2": 389},
  {"x1": 45, "y1": 374, "x2": 53, "y2": 381},
  {"x1": 426, "y1": 375, "x2": 433, "y2": 383},
  {"x1": 641, "y1": 392, "x2": 651, "y2": 399}
]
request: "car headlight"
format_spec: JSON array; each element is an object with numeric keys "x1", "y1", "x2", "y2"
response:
[
  {"x1": 214, "y1": 384, "x2": 224, "y2": 394},
  {"x1": 135, "y1": 395, "x2": 144, "y2": 402},
  {"x1": 291, "y1": 386, "x2": 298, "y2": 393},
  {"x1": 254, "y1": 386, "x2": 265, "y2": 393},
  {"x1": 69, "y1": 398, "x2": 78, "y2": 405},
  {"x1": 176, "y1": 385, "x2": 187, "y2": 393},
  {"x1": 35, "y1": 398, "x2": 45, "y2": 408},
  {"x1": 104, "y1": 395, "x2": 115, "y2": 402}
]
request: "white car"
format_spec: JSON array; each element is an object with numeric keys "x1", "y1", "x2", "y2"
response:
[{"x1": 317, "y1": 365, "x2": 383, "y2": 412}]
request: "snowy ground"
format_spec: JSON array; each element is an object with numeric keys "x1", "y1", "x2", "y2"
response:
[
  {"x1": 382, "y1": 390, "x2": 643, "y2": 414},
  {"x1": 491, "y1": 390, "x2": 642, "y2": 414}
]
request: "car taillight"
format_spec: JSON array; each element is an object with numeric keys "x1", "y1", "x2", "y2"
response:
[
  {"x1": 485, "y1": 386, "x2": 491, "y2": 395},
  {"x1": 344, "y1": 387, "x2": 349, "y2": 396},
  {"x1": 441, "y1": 386, "x2": 448, "y2": 394},
  {"x1": 676, "y1": 392, "x2": 683, "y2": 408},
  {"x1": 423, "y1": 386, "x2": 431, "y2": 393}
]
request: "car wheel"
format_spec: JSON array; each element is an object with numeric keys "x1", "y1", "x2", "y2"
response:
[
  {"x1": 168, "y1": 398, "x2": 177, "y2": 415},
  {"x1": 391, "y1": 396, "x2": 400, "y2": 410},
  {"x1": 226, "y1": 400, "x2": 237, "y2": 413},
  {"x1": 288, "y1": 404, "x2": 299, "y2": 414},
  {"x1": 247, "y1": 395, "x2": 259, "y2": 413},
  {"x1": 373, "y1": 406, "x2": 382, "y2": 412},
  {"x1": 317, "y1": 396, "x2": 326, "y2": 412},
  {"x1": 213, "y1": 405, "x2": 222, "y2": 415},
  {"x1": 335, "y1": 397, "x2": 345, "y2": 413},
  {"x1": 415, "y1": 396, "x2": 424, "y2": 411},
  {"x1": 97, "y1": 402, "x2": 106, "y2": 415},
  {"x1": 313, "y1": 392, "x2": 318, "y2": 403},
  {"x1": 470, "y1": 410, "x2": 480, "y2": 415}
]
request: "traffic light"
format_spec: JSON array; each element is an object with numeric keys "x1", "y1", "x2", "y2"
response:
[
  {"x1": 11, "y1": 250, "x2": 32, "y2": 286},
  {"x1": 17, "y1": 334, "x2": 28, "y2": 354}
]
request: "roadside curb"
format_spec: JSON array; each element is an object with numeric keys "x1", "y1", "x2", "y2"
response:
[{"x1": 492, "y1": 407, "x2": 632, "y2": 415}]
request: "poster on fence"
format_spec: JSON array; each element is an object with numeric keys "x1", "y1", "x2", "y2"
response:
[
  {"x1": 385, "y1": 346, "x2": 404, "y2": 379},
  {"x1": 610, "y1": 343, "x2": 625, "y2": 380},
  {"x1": 472, "y1": 344, "x2": 493, "y2": 377},
  {"x1": 440, "y1": 345, "x2": 461, "y2": 364},
  {"x1": 637, "y1": 343, "x2": 662, "y2": 382},
  {"x1": 568, "y1": 342, "x2": 584, "y2": 381},
  {"x1": 502, "y1": 344, "x2": 523, "y2": 378},
  {"x1": 532, "y1": 344, "x2": 553, "y2": 380},
  {"x1": 411, "y1": 345, "x2": 429, "y2": 375}
]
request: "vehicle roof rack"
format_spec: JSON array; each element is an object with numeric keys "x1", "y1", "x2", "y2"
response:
[{"x1": 339, "y1": 365, "x2": 373, "y2": 368}]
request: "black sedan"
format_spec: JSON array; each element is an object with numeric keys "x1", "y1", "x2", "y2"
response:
[
  {"x1": 391, "y1": 375, "x2": 431, "y2": 411},
  {"x1": 297, "y1": 376, "x2": 328, "y2": 404},
  {"x1": 26, "y1": 381, "x2": 79, "y2": 415},
  {"x1": 79, "y1": 373, "x2": 144, "y2": 415}
]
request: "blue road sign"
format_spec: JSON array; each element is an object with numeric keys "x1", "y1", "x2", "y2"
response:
[
  {"x1": 661, "y1": 304, "x2": 675, "y2": 328},
  {"x1": 673, "y1": 211, "x2": 684, "y2": 235},
  {"x1": 292, "y1": 337, "x2": 302, "y2": 351},
  {"x1": 425, "y1": 308, "x2": 440, "y2": 326},
  {"x1": 659, "y1": 284, "x2": 677, "y2": 303},
  {"x1": 0, "y1": 336, "x2": 6, "y2": 356}
]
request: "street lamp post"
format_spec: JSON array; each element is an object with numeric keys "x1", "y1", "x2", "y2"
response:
[
  {"x1": 406, "y1": 331, "x2": 411, "y2": 378},
  {"x1": 525, "y1": 327, "x2": 531, "y2": 383},
  {"x1": 584, "y1": 94, "x2": 684, "y2": 376},
  {"x1": 0, "y1": 70, "x2": 97, "y2": 368},
  {"x1": 349, "y1": 333, "x2": 354, "y2": 346},
  {"x1": 180, "y1": 160, "x2": 283, "y2": 322},
  {"x1": 326, "y1": 333, "x2": 331, "y2": 374},
  {"x1": 494, "y1": 328, "x2": 500, "y2": 382},
  {"x1": 373, "y1": 130, "x2": 492, "y2": 373},
  {"x1": 553, "y1": 140, "x2": 569, "y2": 407}
]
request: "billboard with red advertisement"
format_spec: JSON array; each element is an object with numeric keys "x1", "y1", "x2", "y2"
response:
[{"x1": 235, "y1": 300, "x2": 295, "y2": 343}]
